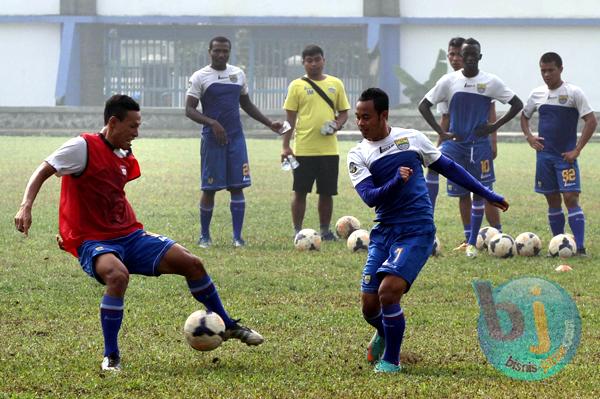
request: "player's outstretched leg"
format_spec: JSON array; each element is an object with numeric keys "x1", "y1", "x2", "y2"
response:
[
  {"x1": 159, "y1": 244, "x2": 264, "y2": 346},
  {"x1": 229, "y1": 189, "x2": 246, "y2": 247}
]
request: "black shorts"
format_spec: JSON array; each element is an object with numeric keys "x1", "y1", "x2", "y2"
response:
[{"x1": 292, "y1": 155, "x2": 339, "y2": 195}]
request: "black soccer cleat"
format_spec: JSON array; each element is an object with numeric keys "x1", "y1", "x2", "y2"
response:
[{"x1": 223, "y1": 320, "x2": 264, "y2": 346}]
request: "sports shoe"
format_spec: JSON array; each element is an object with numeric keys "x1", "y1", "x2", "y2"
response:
[
  {"x1": 466, "y1": 244, "x2": 478, "y2": 258},
  {"x1": 577, "y1": 247, "x2": 588, "y2": 257},
  {"x1": 232, "y1": 238, "x2": 246, "y2": 248},
  {"x1": 367, "y1": 332, "x2": 385, "y2": 364},
  {"x1": 321, "y1": 231, "x2": 338, "y2": 241},
  {"x1": 197, "y1": 236, "x2": 212, "y2": 248},
  {"x1": 374, "y1": 359, "x2": 401, "y2": 373},
  {"x1": 453, "y1": 241, "x2": 468, "y2": 251},
  {"x1": 223, "y1": 320, "x2": 264, "y2": 345},
  {"x1": 101, "y1": 354, "x2": 121, "y2": 372}
]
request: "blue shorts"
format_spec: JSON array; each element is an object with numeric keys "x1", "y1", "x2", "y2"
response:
[
  {"x1": 361, "y1": 223, "x2": 436, "y2": 294},
  {"x1": 441, "y1": 140, "x2": 495, "y2": 197},
  {"x1": 77, "y1": 229, "x2": 175, "y2": 284},
  {"x1": 201, "y1": 133, "x2": 251, "y2": 191},
  {"x1": 535, "y1": 152, "x2": 581, "y2": 194}
]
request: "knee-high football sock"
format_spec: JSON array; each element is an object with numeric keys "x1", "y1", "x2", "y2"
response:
[
  {"x1": 548, "y1": 207, "x2": 565, "y2": 236},
  {"x1": 363, "y1": 310, "x2": 385, "y2": 338},
  {"x1": 230, "y1": 192, "x2": 245, "y2": 241},
  {"x1": 200, "y1": 205, "x2": 213, "y2": 239},
  {"x1": 100, "y1": 295, "x2": 124, "y2": 357},
  {"x1": 567, "y1": 206, "x2": 585, "y2": 250},
  {"x1": 468, "y1": 200, "x2": 485, "y2": 245},
  {"x1": 188, "y1": 276, "x2": 234, "y2": 327},
  {"x1": 381, "y1": 304, "x2": 406, "y2": 366}
]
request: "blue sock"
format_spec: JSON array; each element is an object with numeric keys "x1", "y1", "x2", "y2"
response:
[
  {"x1": 100, "y1": 295, "x2": 124, "y2": 357},
  {"x1": 568, "y1": 206, "x2": 585, "y2": 249},
  {"x1": 548, "y1": 207, "x2": 565, "y2": 236},
  {"x1": 230, "y1": 192, "x2": 245, "y2": 241},
  {"x1": 463, "y1": 224, "x2": 471, "y2": 242},
  {"x1": 382, "y1": 304, "x2": 405, "y2": 366},
  {"x1": 494, "y1": 224, "x2": 502, "y2": 233},
  {"x1": 200, "y1": 205, "x2": 213, "y2": 239},
  {"x1": 363, "y1": 310, "x2": 385, "y2": 338},
  {"x1": 426, "y1": 171, "x2": 439, "y2": 212},
  {"x1": 468, "y1": 200, "x2": 485, "y2": 245},
  {"x1": 188, "y1": 276, "x2": 234, "y2": 327}
]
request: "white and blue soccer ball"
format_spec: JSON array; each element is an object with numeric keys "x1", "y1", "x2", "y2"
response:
[
  {"x1": 184, "y1": 310, "x2": 225, "y2": 351},
  {"x1": 347, "y1": 229, "x2": 369, "y2": 252},
  {"x1": 548, "y1": 234, "x2": 577, "y2": 258},
  {"x1": 476, "y1": 226, "x2": 500, "y2": 250},
  {"x1": 488, "y1": 233, "x2": 516, "y2": 258},
  {"x1": 515, "y1": 232, "x2": 542, "y2": 257},
  {"x1": 294, "y1": 228, "x2": 322, "y2": 251},
  {"x1": 335, "y1": 215, "x2": 361, "y2": 239}
]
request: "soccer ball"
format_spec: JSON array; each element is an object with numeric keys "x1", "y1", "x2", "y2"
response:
[
  {"x1": 183, "y1": 310, "x2": 225, "y2": 351},
  {"x1": 548, "y1": 234, "x2": 577, "y2": 258},
  {"x1": 515, "y1": 232, "x2": 542, "y2": 256},
  {"x1": 294, "y1": 228, "x2": 321, "y2": 251},
  {"x1": 335, "y1": 216, "x2": 361, "y2": 239},
  {"x1": 347, "y1": 229, "x2": 369, "y2": 252},
  {"x1": 488, "y1": 233, "x2": 516, "y2": 258},
  {"x1": 476, "y1": 226, "x2": 500, "y2": 250},
  {"x1": 431, "y1": 235, "x2": 441, "y2": 256}
]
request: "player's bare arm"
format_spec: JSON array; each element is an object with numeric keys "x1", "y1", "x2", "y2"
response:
[
  {"x1": 281, "y1": 109, "x2": 297, "y2": 161},
  {"x1": 562, "y1": 112, "x2": 597, "y2": 163},
  {"x1": 475, "y1": 95, "x2": 523, "y2": 137},
  {"x1": 14, "y1": 161, "x2": 56, "y2": 236},
  {"x1": 239, "y1": 94, "x2": 283, "y2": 134},
  {"x1": 185, "y1": 95, "x2": 228, "y2": 145},
  {"x1": 520, "y1": 113, "x2": 544, "y2": 151},
  {"x1": 418, "y1": 98, "x2": 454, "y2": 141}
]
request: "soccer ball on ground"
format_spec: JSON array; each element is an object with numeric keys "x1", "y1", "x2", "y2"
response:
[
  {"x1": 335, "y1": 216, "x2": 361, "y2": 239},
  {"x1": 515, "y1": 232, "x2": 542, "y2": 256},
  {"x1": 476, "y1": 226, "x2": 500, "y2": 250},
  {"x1": 431, "y1": 236, "x2": 441, "y2": 256},
  {"x1": 548, "y1": 234, "x2": 577, "y2": 258},
  {"x1": 184, "y1": 310, "x2": 225, "y2": 351},
  {"x1": 347, "y1": 229, "x2": 370, "y2": 252},
  {"x1": 488, "y1": 233, "x2": 516, "y2": 258},
  {"x1": 294, "y1": 228, "x2": 322, "y2": 251}
]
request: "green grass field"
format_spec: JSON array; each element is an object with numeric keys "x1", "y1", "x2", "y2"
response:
[{"x1": 1, "y1": 137, "x2": 599, "y2": 398}]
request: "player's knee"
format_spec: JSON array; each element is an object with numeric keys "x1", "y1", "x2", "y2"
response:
[
  {"x1": 563, "y1": 193, "x2": 579, "y2": 208},
  {"x1": 361, "y1": 294, "x2": 380, "y2": 318},
  {"x1": 185, "y1": 254, "x2": 207, "y2": 279},
  {"x1": 104, "y1": 268, "x2": 129, "y2": 292}
]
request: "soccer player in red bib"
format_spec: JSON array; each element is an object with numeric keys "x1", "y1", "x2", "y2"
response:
[{"x1": 14, "y1": 95, "x2": 263, "y2": 372}]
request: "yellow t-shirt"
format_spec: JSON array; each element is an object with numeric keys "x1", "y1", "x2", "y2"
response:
[{"x1": 283, "y1": 75, "x2": 351, "y2": 156}]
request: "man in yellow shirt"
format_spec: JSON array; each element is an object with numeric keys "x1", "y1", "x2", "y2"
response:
[{"x1": 282, "y1": 44, "x2": 351, "y2": 240}]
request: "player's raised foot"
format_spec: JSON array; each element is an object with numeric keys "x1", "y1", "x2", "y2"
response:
[
  {"x1": 223, "y1": 320, "x2": 264, "y2": 345},
  {"x1": 197, "y1": 236, "x2": 212, "y2": 248},
  {"x1": 453, "y1": 241, "x2": 468, "y2": 251},
  {"x1": 367, "y1": 332, "x2": 385, "y2": 364},
  {"x1": 321, "y1": 231, "x2": 338, "y2": 241},
  {"x1": 232, "y1": 238, "x2": 246, "y2": 248},
  {"x1": 466, "y1": 244, "x2": 478, "y2": 258},
  {"x1": 101, "y1": 354, "x2": 121, "y2": 372},
  {"x1": 576, "y1": 247, "x2": 588, "y2": 257},
  {"x1": 374, "y1": 359, "x2": 401, "y2": 373}
]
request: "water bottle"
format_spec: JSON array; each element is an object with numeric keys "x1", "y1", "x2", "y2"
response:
[
  {"x1": 281, "y1": 158, "x2": 292, "y2": 171},
  {"x1": 320, "y1": 120, "x2": 337, "y2": 135},
  {"x1": 288, "y1": 155, "x2": 300, "y2": 169}
]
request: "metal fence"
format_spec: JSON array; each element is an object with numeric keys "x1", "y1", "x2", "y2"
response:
[{"x1": 104, "y1": 26, "x2": 371, "y2": 109}]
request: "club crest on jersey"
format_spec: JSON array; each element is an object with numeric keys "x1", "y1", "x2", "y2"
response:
[
  {"x1": 559, "y1": 95, "x2": 568, "y2": 104},
  {"x1": 305, "y1": 87, "x2": 314, "y2": 95},
  {"x1": 394, "y1": 137, "x2": 410, "y2": 151},
  {"x1": 229, "y1": 74, "x2": 238, "y2": 83},
  {"x1": 349, "y1": 162, "x2": 358, "y2": 174},
  {"x1": 328, "y1": 87, "x2": 336, "y2": 94},
  {"x1": 477, "y1": 83, "x2": 487, "y2": 94},
  {"x1": 363, "y1": 274, "x2": 371, "y2": 284}
]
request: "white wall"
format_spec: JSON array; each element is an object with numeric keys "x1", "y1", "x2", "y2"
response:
[
  {"x1": 400, "y1": 0, "x2": 600, "y2": 18},
  {"x1": 2, "y1": 0, "x2": 60, "y2": 15},
  {"x1": 97, "y1": 0, "x2": 363, "y2": 17},
  {"x1": 0, "y1": 24, "x2": 60, "y2": 106},
  {"x1": 398, "y1": 25, "x2": 600, "y2": 109}
]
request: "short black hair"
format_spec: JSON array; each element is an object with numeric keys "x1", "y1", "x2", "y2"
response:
[
  {"x1": 209, "y1": 36, "x2": 231, "y2": 50},
  {"x1": 463, "y1": 37, "x2": 481, "y2": 49},
  {"x1": 448, "y1": 37, "x2": 465, "y2": 48},
  {"x1": 540, "y1": 52, "x2": 563, "y2": 68},
  {"x1": 302, "y1": 44, "x2": 324, "y2": 60},
  {"x1": 103, "y1": 95, "x2": 140, "y2": 125},
  {"x1": 358, "y1": 88, "x2": 389, "y2": 115}
]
